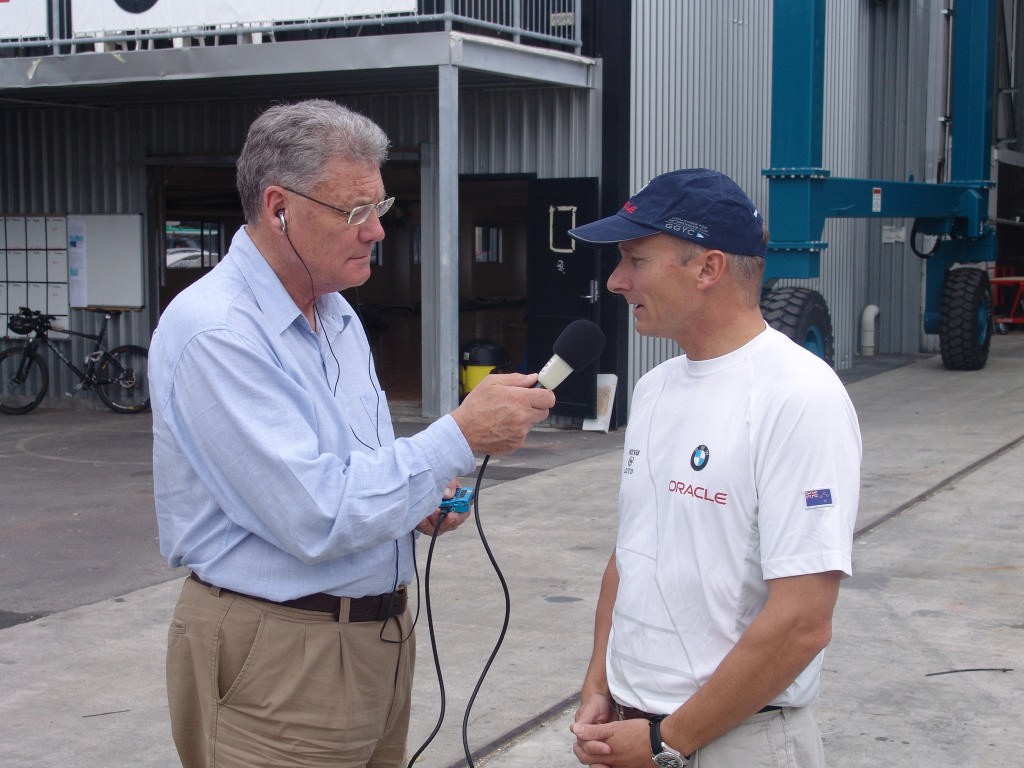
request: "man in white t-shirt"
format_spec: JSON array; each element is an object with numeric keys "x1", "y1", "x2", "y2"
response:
[{"x1": 567, "y1": 169, "x2": 861, "y2": 768}]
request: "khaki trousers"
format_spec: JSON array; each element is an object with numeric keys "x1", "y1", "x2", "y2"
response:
[
  {"x1": 166, "y1": 575, "x2": 414, "y2": 768},
  {"x1": 693, "y1": 706, "x2": 825, "y2": 768}
]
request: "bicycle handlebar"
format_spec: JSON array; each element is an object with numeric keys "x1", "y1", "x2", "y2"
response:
[
  {"x1": 7, "y1": 307, "x2": 129, "y2": 341},
  {"x1": 15, "y1": 307, "x2": 57, "y2": 319},
  {"x1": 7, "y1": 307, "x2": 54, "y2": 335}
]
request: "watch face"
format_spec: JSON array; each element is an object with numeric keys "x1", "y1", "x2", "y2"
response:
[{"x1": 653, "y1": 752, "x2": 686, "y2": 768}]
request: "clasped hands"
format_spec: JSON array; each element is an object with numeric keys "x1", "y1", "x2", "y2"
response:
[{"x1": 571, "y1": 693, "x2": 653, "y2": 768}]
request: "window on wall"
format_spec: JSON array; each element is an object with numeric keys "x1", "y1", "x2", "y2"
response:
[
  {"x1": 165, "y1": 220, "x2": 221, "y2": 269},
  {"x1": 474, "y1": 226, "x2": 503, "y2": 263}
]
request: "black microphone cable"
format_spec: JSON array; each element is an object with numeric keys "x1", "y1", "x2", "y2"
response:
[
  {"x1": 283, "y1": 225, "x2": 599, "y2": 765},
  {"x1": 460, "y1": 453, "x2": 509, "y2": 767},
  {"x1": 406, "y1": 453, "x2": 509, "y2": 768},
  {"x1": 407, "y1": 319, "x2": 604, "y2": 766},
  {"x1": 404, "y1": 498, "x2": 454, "y2": 767}
]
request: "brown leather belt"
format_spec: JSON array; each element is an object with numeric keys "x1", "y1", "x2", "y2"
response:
[
  {"x1": 190, "y1": 572, "x2": 406, "y2": 622},
  {"x1": 615, "y1": 701, "x2": 782, "y2": 721}
]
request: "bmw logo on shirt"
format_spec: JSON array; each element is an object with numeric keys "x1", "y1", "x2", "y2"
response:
[{"x1": 690, "y1": 444, "x2": 709, "y2": 471}]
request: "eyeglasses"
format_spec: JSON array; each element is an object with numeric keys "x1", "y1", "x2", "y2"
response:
[{"x1": 282, "y1": 185, "x2": 395, "y2": 226}]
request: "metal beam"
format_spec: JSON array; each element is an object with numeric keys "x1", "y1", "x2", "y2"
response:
[
  {"x1": 949, "y1": 0, "x2": 998, "y2": 182},
  {"x1": 0, "y1": 32, "x2": 593, "y2": 94},
  {"x1": 420, "y1": 63, "x2": 461, "y2": 418},
  {"x1": 767, "y1": 0, "x2": 826, "y2": 172},
  {"x1": 419, "y1": 141, "x2": 441, "y2": 417},
  {"x1": 451, "y1": 33, "x2": 594, "y2": 88}
]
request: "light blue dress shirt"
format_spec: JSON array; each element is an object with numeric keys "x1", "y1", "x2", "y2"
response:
[{"x1": 150, "y1": 226, "x2": 475, "y2": 601}]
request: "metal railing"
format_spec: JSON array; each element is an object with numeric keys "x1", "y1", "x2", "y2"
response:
[{"x1": 0, "y1": 0, "x2": 581, "y2": 55}]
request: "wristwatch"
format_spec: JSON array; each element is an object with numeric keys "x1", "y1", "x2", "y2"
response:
[{"x1": 649, "y1": 715, "x2": 690, "y2": 767}]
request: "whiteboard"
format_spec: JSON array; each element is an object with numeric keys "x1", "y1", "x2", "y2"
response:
[{"x1": 66, "y1": 215, "x2": 144, "y2": 309}]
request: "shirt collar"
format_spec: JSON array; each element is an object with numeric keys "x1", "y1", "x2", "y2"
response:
[{"x1": 230, "y1": 226, "x2": 355, "y2": 337}]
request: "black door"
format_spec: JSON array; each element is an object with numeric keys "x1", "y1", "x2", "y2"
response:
[{"x1": 526, "y1": 177, "x2": 601, "y2": 418}]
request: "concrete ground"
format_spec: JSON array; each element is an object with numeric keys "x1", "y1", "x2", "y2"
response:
[{"x1": 1, "y1": 334, "x2": 1022, "y2": 767}]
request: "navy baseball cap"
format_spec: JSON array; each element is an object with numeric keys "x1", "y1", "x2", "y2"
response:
[{"x1": 568, "y1": 168, "x2": 766, "y2": 257}]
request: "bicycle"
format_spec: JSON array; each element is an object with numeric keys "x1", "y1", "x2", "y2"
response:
[{"x1": 1, "y1": 306, "x2": 150, "y2": 415}]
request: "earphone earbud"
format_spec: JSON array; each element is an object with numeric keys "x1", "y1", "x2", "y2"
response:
[{"x1": 277, "y1": 210, "x2": 287, "y2": 234}]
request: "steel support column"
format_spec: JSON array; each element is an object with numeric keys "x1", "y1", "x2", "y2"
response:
[
  {"x1": 421, "y1": 63, "x2": 460, "y2": 418},
  {"x1": 763, "y1": 0, "x2": 828, "y2": 280},
  {"x1": 949, "y1": 0, "x2": 998, "y2": 184}
]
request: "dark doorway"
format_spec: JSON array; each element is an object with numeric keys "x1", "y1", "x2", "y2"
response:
[
  {"x1": 343, "y1": 164, "x2": 424, "y2": 402},
  {"x1": 148, "y1": 168, "x2": 594, "y2": 411},
  {"x1": 153, "y1": 165, "x2": 242, "y2": 315},
  {"x1": 363, "y1": 175, "x2": 536, "y2": 406},
  {"x1": 526, "y1": 177, "x2": 601, "y2": 418}
]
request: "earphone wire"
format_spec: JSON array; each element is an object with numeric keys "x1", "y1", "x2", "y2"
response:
[
  {"x1": 353, "y1": 286, "x2": 384, "y2": 448},
  {"x1": 285, "y1": 227, "x2": 384, "y2": 452},
  {"x1": 284, "y1": 227, "x2": 342, "y2": 396},
  {"x1": 284, "y1": 223, "x2": 411, "y2": 645}
]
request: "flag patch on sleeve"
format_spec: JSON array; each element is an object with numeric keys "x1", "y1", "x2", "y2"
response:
[{"x1": 804, "y1": 488, "x2": 833, "y2": 508}]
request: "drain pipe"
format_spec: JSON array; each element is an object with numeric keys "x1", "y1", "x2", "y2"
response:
[{"x1": 860, "y1": 304, "x2": 880, "y2": 356}]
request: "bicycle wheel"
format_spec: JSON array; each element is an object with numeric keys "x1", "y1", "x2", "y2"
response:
[
  {"x1": 0, "y1": 345, "x2": 49, "y2": 415},
  {"x1": 95, "y1": 345, "x2": 151, "y2": 413}
]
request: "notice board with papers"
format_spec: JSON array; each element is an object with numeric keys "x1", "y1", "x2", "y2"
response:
[{"x1": 67, "y1": 215, "x2": 144, "y2": 309}]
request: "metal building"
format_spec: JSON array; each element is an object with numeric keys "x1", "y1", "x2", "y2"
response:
[
  {"x1": 1, "y1": 1, "x2": 1019, "y2": 427},
  {"x1": 1, "y1": 1, "x2": 604, "y2": 419}
]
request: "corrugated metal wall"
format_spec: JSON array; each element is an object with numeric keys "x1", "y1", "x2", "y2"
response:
[
  {"x1": 627, "y1": 0, "x2": 771, "y2": 375},
  {"x1": 624, "y1": 0, "x2": 963, "y2": 395},
  {"x1": 1, "y1": 84, "x2": 594, "y2": 408},
  {"x1": 0, "y1": 107, "x2": 143, "y2": 213},
  {"x1": 0, "y1": 106, "x2": 149, "y2": 407},
  {"x1": 460, "y1": 87, "x2": 597, "y2": 176},
  {"x1": 790, "y1": 0, "x2": 873, "y2": 369},
  {"x1": 865, "y1": 1, "x2": 949, "y2": 356},
  {"x1": 625, "y1": 0, "x2": 877, "y2": 398}
]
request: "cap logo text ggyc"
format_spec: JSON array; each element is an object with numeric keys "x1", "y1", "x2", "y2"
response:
[{"x1": 665, "y1": 217, "x2": 709, "y2": 240}]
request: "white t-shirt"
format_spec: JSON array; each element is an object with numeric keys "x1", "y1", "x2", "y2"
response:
[{"x1": 607, "y1": 326, "x2": 861, "y2": 714}]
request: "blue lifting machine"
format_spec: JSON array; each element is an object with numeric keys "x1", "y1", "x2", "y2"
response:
[{"x1": 762, "y1": 0, "x2": 997, "y2": 370}]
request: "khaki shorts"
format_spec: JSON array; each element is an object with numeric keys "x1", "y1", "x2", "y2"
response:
[
  {"x1": 166, "y1": 575, "x2": 415, "y2": 768},
  {"x1": 694, "y1": 706, "x2": 825, "y2": 768}
]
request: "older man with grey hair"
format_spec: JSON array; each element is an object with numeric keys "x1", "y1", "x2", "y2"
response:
[{"x1": 150, "y1": 99, "x2": 555, "y2": 768}]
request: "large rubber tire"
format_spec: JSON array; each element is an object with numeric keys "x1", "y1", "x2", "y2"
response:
[
  {"x1": 95, "y1": 344, "x2": 151, "y2": 413},
  {"x1": 0, "y1": 346, "x2": 49, "y2": 415},
  {"x1": 760, "y1": 287, "x2": 835, "y2": 366},
  {"x1": 939, "y1": 267, "x2": 992, "y2": 371}
]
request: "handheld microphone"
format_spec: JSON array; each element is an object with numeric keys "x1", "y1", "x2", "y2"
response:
[{"x1": 536, "y1": 318, "x2": 606, "y2": 389}]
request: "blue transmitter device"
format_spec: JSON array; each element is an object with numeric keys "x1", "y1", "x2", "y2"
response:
[{"x1": 439, "y1": 487, "x2": 474, "y2": 514}]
